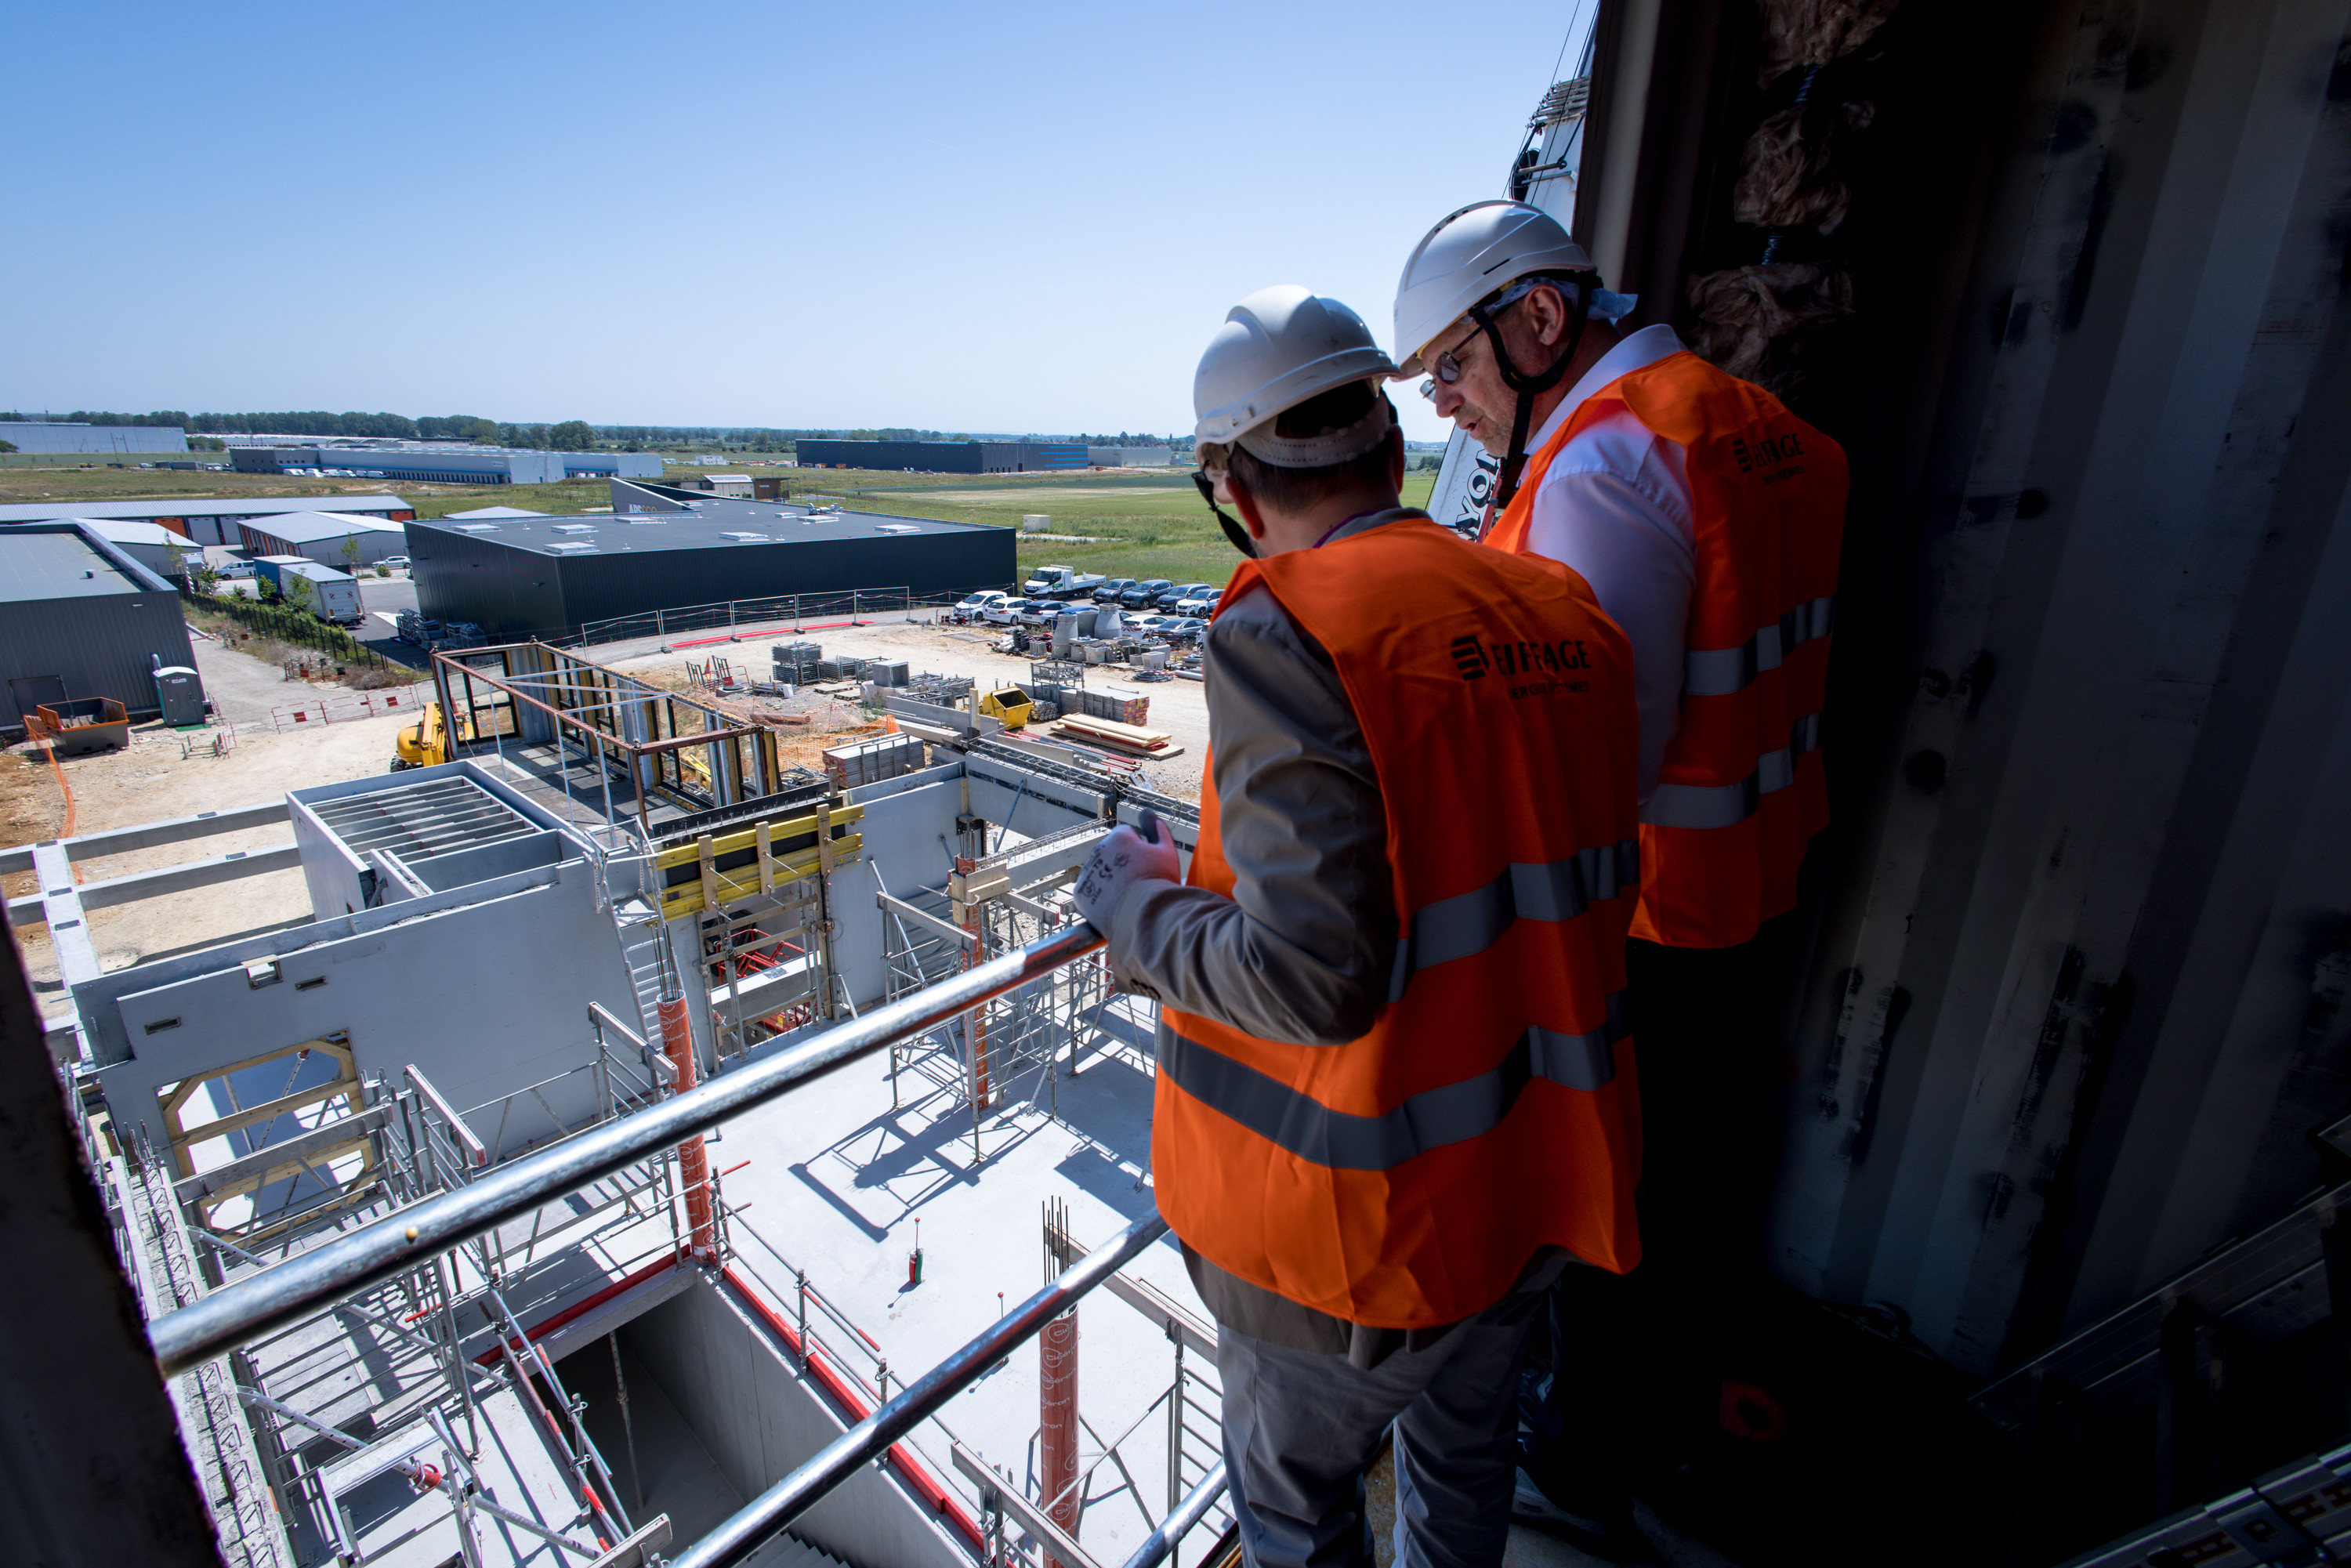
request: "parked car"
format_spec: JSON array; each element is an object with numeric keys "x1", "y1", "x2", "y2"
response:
[
  {"x1": 955, "y1": 589, "x2": 1009, "y2": 623},
  {"x1": 1173, "y1": 586, "x2": 1223, "y2": 615},
  {"x1": 1121, "y1": 578, "x2": 1174, "y2": 609},
  {"x1": 982, "y1": 596, "x2": 1024, "y2": 625},
  {"x1": 1165, "y1": 617, "x2": 1209, "y2": 642},
  {"x1": 216, "y1": 562, "x2": 257, "y2": 579},
  {"x1": 1018, "y1": 599, "x2": 1070, "y2": 627},
  {"x1": 1128, "y1": 614, "x2": 1175, "y2": 635},
  {"x1": 380, "y1": 555, "x2": 411, "y2": 570},
  {"x1": 1155, "y1": 581, "x2": 1212, "y2": 611},
  {"x1": 1093, "y1": 578, "x2": 1138, "y2": 603}
]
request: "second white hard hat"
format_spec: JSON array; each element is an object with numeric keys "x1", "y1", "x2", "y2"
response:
[
  {"x1": 1193, "y1": 285, "x2": 1397, "y2": 457},
  {"x1": 1393, "y1": 200, "x2": 1597, "y2": 375}
]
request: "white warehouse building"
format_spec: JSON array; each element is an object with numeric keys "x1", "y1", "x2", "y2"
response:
[{"x1": 235, "y1": 510, "x2": 411, "y2": 567}]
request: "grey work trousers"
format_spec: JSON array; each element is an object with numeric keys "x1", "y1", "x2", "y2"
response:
[{"x1": 1215, "y1": 1282, "x2": 1543, "y2": 1568}]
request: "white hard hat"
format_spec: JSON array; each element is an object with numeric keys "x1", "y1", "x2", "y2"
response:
[
  {"x1": 1193, "y1": 285, "x2": 1397, "y2": 455},
  {"x1": 1393, "y1": 200, "x2": 1597, "y2": 375}
]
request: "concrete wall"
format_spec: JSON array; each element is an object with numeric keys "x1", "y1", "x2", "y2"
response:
[
  {"x1": 624, "y1": 1276, "x2": 969, "y2": 1568},
  {"x1": 83, "y1": 859, "x2": 639, "y2": 1164}
]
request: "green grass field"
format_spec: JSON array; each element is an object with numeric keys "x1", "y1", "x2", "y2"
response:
[
  {"x1": 803, "y1": 468, "x2": 1440, "y2": 588},
  {"x1": 0, "y1": 459, "x2": 1440, "y2": 587}
]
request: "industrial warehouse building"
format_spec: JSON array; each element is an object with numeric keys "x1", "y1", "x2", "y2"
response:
[
  {"x1": 0, "y1": 494, "x2": 415, "y2": 546},
  {"x1": 234, "y1": 509, "x2": 409, "y2": 567},
  {"x1": 0, "y1": 522, "x2": 199, "y2": 733},
  {"x1": 0, "y1": 420, "x2": 189, "y2": 454},
  {"x1": 795, "y1": 438, "x2": 1089, "y2": 473},
  {"x1": 230, "y1": 445, "x2": 663, "y2": 484},
  {"x1": 410, "y1": 496, "x2": 1013, "y2": 638}
]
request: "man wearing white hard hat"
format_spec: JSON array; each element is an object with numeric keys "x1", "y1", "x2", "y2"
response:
[
  {"x1": 1395, "y1": 201, "x2": 1847, "y2": 1552},
  {"x1": 1071, "y1": 284, "x2": 1645, "y2": 1568}
]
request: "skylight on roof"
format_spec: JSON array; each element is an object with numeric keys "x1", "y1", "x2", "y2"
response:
[
  {"x1": 719, "y1": 531, "x2": 773, "y2": 542},
  {"x1": 455, "y1": 523, "x2": 499, "y2": 533},
  {"x1": 545, "y1": 541, "x2": 596, "y2": 553},
  {"x1": 875, "y1": 523, "x2": 921, "y2": 534},
  {"x1": 552, "y1": 523, "x2": 597, "y2": 534}
]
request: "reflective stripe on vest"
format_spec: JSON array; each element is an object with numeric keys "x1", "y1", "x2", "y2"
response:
[
  {"x1": 1683, "y1": 595, "x2": 1836, "y2": 698},
  {"x1": 1480, "y1": 350, "x2": 1847, "y2": 948},
  {"x1": 1161, "y1": 990, "x2": 1629, "y2": 1171},
  {"x1": 1640, "y1": 715, "x2": 1823, "y2": 829},
  {"x1": 1388, "y1": 839, "x2": 1639, "y2": 1001}
]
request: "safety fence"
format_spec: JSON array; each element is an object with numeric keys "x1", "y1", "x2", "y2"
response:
[
  {"x1": 574, "y1": 585, "x2": 1004, "y2": 649},
  {"x1": 265, "y1": 683, "x2": 432, "y2": 733},
  {"x1": 183, "y1": 589, "x2": 403, "y2": 672},
  {"x1": 143, "y1": 926, "x2": 1234, "y2": 1568}
]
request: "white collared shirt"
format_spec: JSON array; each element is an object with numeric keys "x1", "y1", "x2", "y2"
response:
[{"x1": 1522, "y1": 323, "x2": 1696, "y2": 802}]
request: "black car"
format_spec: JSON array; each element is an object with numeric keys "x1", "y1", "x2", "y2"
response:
[
  {"x1": 1121, "y1": 578, "x2": 1174, "y2": 609},
  {"x1": 1094, "y1": 578, "x2": 1137, "y2": 603},
  {"x1": 1155, "y1": 581, "x2": 1212, "y2": 612}
]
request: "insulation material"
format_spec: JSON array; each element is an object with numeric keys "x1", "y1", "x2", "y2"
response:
[
  {"x1": 1757, "y1": 0, "x2": 1900, "y2": 85},
  {"x1": 1684, "y1": 262, "x2": 1857, "y2": 393},
  {"x1": 1733, "y1": 100, "x2": 1876, "y2": 234}
]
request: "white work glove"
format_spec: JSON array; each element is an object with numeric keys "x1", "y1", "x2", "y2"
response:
[{"x1": 1073, "y1": 809, "x2": 1179, "y2": 934}]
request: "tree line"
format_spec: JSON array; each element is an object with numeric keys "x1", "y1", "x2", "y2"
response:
[{"x1": 6, "y1": 410, "x2": 1194, "y2": 451}]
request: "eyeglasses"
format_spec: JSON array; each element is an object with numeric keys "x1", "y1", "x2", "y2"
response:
[{"x1": 1417, "y1": 321, "x2": 1486, "y2": 400}]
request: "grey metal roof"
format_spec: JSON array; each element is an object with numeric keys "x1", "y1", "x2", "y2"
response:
[
  {"x1": 237, "y1": 509, "x2": 408, "y2": 543},
  {"x1": 0, "y1": 529, "x2": 161, "y2": 603},
  {"x1": 0, "y1": 494, "x2": 411, "y2": 523},
  {"x1": 411, "y1": 502, "x2": 994, "y2": 559}
]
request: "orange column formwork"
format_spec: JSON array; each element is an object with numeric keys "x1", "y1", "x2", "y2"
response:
[{"x1": 659, "y1": 990, "x2": 719, "y2": 1259}]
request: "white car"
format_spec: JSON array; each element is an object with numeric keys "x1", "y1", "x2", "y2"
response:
[
  {"x1": 956, "y1": 590, "x2": 1009, "y2": 623},
  {"x1": 981, "y1": 596, "x2": 1023, "y2": 625},
  {"x1": 380, "y1": 555, "x2": 411, "y2": 570},
  {"x1": 1174, "y1": 588, "x2": 1223, "y2": 615}
]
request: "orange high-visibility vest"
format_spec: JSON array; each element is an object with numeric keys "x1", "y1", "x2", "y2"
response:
[
  {"x1": 1155, "y1": 520, "x2": 1644, "y2": 1329},
  {"x1": 1487, "y1": 351, "x2": 1847, "y2": 948}
]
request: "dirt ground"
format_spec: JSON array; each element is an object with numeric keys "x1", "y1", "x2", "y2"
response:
[
  {"x1": 3, "y1": 639, "x2": 424, "y2": 1021},
  {"x1": 592, "y1": 615, "x2": 1210, "y2": 801}
]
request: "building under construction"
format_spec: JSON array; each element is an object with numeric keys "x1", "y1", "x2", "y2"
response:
[{"x1": 8, "y1": 0, "x2": 2351, "y2": 1564}]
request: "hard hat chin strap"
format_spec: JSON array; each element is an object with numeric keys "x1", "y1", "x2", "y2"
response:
[
  {"x1": 1193, "y1": 469, "x2": 1259, "y2": 558},
  {"x1": 1470, "y1": 275, "x2": 1594, "y2": 526}
]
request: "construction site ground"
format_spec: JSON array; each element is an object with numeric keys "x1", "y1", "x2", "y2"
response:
[{"x1": 580, "y1": 612, "x2": 1209, "y2": 802}]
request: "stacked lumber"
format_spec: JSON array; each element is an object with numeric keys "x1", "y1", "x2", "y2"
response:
[{"x1": 1047, "y1": 715, "x2": 1185, "y2": 759}]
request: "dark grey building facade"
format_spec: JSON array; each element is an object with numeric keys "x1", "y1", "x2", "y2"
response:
[
  {"x1": 409, "y1": 502, "x2": 1016, "y2": 638},
  {"x1": 795, "y1": 439, "x2": 1092, "y2": 473},
  {"x1": 0, "y1": 523, "x2": 199, "y2": 733}
]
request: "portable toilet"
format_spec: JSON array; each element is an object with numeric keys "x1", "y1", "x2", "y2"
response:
[{"x1": 154, "y1": 666, "x2": 207, "y2": 726}]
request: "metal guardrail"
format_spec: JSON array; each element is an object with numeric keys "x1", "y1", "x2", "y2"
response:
[{"x1": 147, "y1": 924, "x2": 1107, "y2": 1376}]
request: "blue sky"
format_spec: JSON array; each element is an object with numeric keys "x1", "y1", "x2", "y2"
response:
[{"x1": 5, "y1": 0, "x2": 1591, "y2": 442}]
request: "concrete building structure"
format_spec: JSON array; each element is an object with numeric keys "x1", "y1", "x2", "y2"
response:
[
  {"x1": 413, "y1": 485, "x2": 1014, "y2": 638},
  {"x1": 5, "y1": 643, "x2": 1230, "y2": 1568},
  {"x1": 0, "y1": 521, "x2": 199, "y2": 733},
  {"x1": 0, "y1": 494, "x2": 416, "y2": 547},
  {"x1": 1084, "y1": 447, "x2": 1174, "y2": 467},
  {"x1": 232, "y1": 446, "x2": 662, "y2": 485},
  {"x1": 234, "y1": 510, "x2": 409, "y2": 567},
  {"x1": 0, "y1": 420, "x2": 189, "y2": 454}
]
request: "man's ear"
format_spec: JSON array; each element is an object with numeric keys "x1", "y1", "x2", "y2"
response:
[
  {"x1": 1386, "y1": 424, "x2": 1406, "y2": 493},
  {"x1": 1527, "y1": 281, "x2": 1570, "y2": 348},
  {"x1": 1229, "y1": 470, "x2": 1272, "y2": 541}
]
